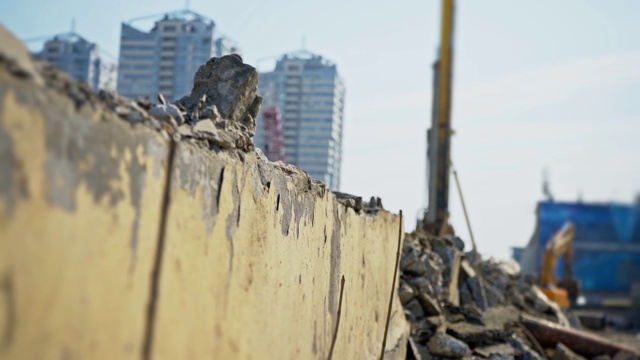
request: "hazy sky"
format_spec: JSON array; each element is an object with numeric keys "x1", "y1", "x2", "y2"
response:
[{"x1": 3, "y1": 1, "x2": 639, "y2": 259}]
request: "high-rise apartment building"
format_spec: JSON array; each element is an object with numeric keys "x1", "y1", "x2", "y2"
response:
[
  {"x1": 256, "y1": 51, "x2": 345, "y2": 190},
  {"x1": 117, "y1": 10, "x2": 239, "y2": 102},
  {"x1": 34, "y1": 33, "x2": 116, "y2": 91}
]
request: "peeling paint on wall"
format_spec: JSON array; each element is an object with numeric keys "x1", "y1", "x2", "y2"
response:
[{"x1": 0, "y1": 25, "x2": 409, "y2": 360}]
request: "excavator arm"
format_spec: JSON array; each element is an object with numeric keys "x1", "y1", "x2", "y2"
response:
[
  {"x1": 539, "y1": 221, "x2": 576, "y2": 308},
  {"x1": 540, "y1": 222, "x2": 575, "y2": 286}
]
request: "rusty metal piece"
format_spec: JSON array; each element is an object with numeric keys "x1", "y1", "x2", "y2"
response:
[{"x1": 520, "y1": 313, "x2": 639, "y2": 357}]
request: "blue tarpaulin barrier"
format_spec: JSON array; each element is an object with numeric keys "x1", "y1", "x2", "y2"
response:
[{"x1": 533, "y1": 201, "x2": 640, "y2": 293}]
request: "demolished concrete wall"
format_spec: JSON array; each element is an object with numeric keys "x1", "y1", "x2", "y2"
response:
[{"x1": 0, "y1": 26, "x2": 408, "y2": 359}]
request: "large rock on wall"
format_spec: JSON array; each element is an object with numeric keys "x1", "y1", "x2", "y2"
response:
[{"x1": 0, "y1": 26, "x2": 408, "y2": 359}]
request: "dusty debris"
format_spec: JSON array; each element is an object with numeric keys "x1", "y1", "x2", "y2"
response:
[
  {"x1": 399, "y1": 229, "x2": 581, "y2": 359},
  {"x1": 552, "y1": 342, "x2": 587, "y2": 360},
  {"x1": 509, "y1": 335, "x2": 545, "y2": 360},
  {"x1": 474, "y1": 343, "x2": 517, "y2": 358},
  {"x1": 176, "y1": 55, "x2": 261, "y2": 134},
  {"x1": 333, "y1": 191, "x2": 385, "y2": 214},
  {"x1": 9, "y1": 43, "x2": 264, "y2": 154},
  {"x1": 447, "y1": 320, "x2": 509, "y2": 347},
  {"x1": 399, "y1": 282, "x2": 415, "y2": 304},
  {"x1": 149, "y1": 103, "x2": 185, "y2": 125},
  {"x1": 426, "y1": 331, "x2": 471, "y2": 358},
  {"x1": 400, "y1": 226, "x2": 640, "y2": 359}
]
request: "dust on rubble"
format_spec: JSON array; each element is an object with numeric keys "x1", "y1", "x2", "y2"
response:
[
  {"x1": 400, "y1": 229, "x2": 581, "y2": 360},
  {"x1": 2, "y1": 39, "x2": 263, "y2": 155}
]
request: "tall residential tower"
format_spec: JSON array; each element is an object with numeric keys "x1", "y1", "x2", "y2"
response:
[
  {"x1": 117, "y1": 10, "x2": 239, "y2": 101},
  {"x1": 33, "y1": 33, "x2": 116, "y2": 91},
  {"x1": 256, "y1": 51, "x2": 345, "y2": 190}
]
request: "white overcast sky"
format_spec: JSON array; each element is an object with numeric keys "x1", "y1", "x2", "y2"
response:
[{"x1": 3, "y1": 0, "x2": 640, "y2": 259}]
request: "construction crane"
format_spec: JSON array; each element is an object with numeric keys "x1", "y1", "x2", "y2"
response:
[
  {"x1": 539, "y1": 221, "x2": 580, "y2": 309},
  {"x1": 423, "y1": 0, "x2": 456, "y2": 235}
]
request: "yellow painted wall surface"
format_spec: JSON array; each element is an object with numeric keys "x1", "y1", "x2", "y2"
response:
[
  {"x1": 151, "y1": 144, "x2": 408, "y2": 359},
  {"x1": 0, "y1": 26, "x2": 408, "y2": 360},
  {"x1": 0, "y1": 69, "x2": 171, "y2": 360}
]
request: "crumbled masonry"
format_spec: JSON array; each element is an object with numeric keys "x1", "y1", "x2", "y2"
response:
[
  {"x1": 399, "y1": 229, "x2": 640, "y2": 359},
  {"x1": 13, "y1": 47, "x2": 263, "y2": 154}
]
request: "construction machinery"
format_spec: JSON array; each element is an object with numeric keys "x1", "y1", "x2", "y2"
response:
[
  {"x1": 539, "y1": 221, "x2": 580, "y2": 309},
  {"x1": 423, "y1": 0, "x2": 456, "y2": 236}
]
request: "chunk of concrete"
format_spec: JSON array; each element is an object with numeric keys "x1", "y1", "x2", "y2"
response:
[
  {"x1": 405, "y1": 255, "x2": 428, "y2": 276},
  {"x1": 460, "y1": 259, "x2": 476, "y2": 278},
  {"x1": 417, "y1": 292, "x2": 443, "y2": 317},
  {"x1": 399, "y1": 282, "x2": 416, "y2": 304},
  {"x1": 427, "y1": 331, "x2": 471, "y2": 358},
  {"x1": 467, "y1": 276, "x2": 488, "y2": 311},
  {"x1": 431, "y1": 243, "x2": 461, "y2": 306},
  {"x1": 423, "y1": 252, "x2": 445, "y2": 294},
  {"x1": 406, "y1": 298, "x2": 425, "y2": 319},
  {"x1": 149, "y1": 104, "x2": 184, "y2": 125},
  {"x1": 509, "y1": 335, "x2": 545, "y2": 360},
  {"x1": 485, "y1": 283, "x2": 507, "y2": 307},
  {"x1": 474, "y1": 343, "x2": 517, "y2": 358},
  {"x1": 448, "y1": 251, "x2": 462, "y2": 306},
  {"x1": 193, "y1": 119, "x2": 217, "y2": 133},
  {"x1": 461, "y1": 303, "x2": 484, "y2": 325},
  {"x1": 447, "y1": 321, "x2": 508, "y2": 347},
  {"x1": 401, "y1": 248, "x2": 419, "y2": 272},
  {"x1": 459, "y1": 281, "x2": 473, "y2": 307},
  {"x1": 409, "y1": 276, "x2": 435, "y2": 296},
  {"x1": 408, "y1": 336, "x2": 433, "y2": 360},
  {"x1": 489, "y1": 354, "x2": 515, "y2": 360},
  {"x1": 176, "y1": 55, "x2": 259, "y2": 130},
  {"x1": 552, "y1": 343, "x2": 587, "y2": 360}
]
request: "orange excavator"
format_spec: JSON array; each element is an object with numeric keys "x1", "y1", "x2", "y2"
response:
[{"x1": 539, "y1": 221, "x2": 580, "y2": 309}]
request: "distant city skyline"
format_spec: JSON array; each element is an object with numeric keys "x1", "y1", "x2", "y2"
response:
[
  {"x1": 32, "y1": 32, "x2": 116, "y2": 91},
  {"x1": 3, "y1": 0, "x2": 640, "y2": 259}
]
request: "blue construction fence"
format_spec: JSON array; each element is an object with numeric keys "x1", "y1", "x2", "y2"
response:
[{"x1": 532, "y1": 201, "x2": 640, "y2": 293}]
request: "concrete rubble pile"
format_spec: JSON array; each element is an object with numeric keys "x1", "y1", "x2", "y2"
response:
[
  {"x1": 1, "y1": 26, "x2": 332, "y2": 205},
  {"x1": 8, "y1": 37, "x2": 262, "y2": 154},
  {"x1": 333, "y1": 191, "x2": 386, "y2": 215},
  {"x1": 399, "y1": 229, "x2": 638, "y2": 360},
  {"x1": 103, "y1": 54, "x2": 262, "y2": 153}
]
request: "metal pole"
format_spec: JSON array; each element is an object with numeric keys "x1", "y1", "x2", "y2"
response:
[
  {"x1": 453, "y1": 169, "x2": 478, "y2": 255},
  {"x1": 379, "y1": 210, "x2": 403, "y2": 360}
]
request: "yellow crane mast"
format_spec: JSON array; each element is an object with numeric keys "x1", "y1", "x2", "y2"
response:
[{"x1": 424, "y1": 0, "x2": 455, "y2": 235}]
